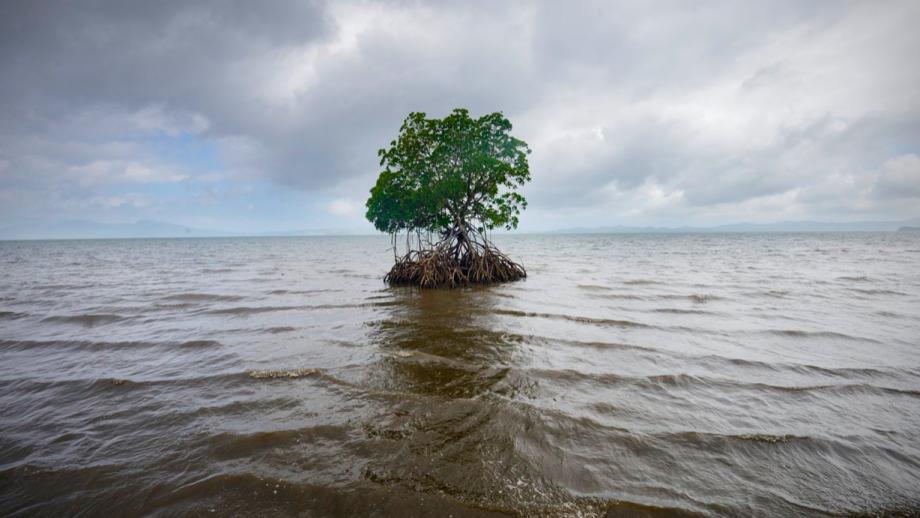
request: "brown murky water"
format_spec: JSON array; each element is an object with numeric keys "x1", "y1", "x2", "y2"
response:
[{"x1": 1, "y1": 233, "x2": 919, "y2": 516}]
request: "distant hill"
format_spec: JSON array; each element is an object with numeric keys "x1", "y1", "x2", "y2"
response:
[
  {"x1": 4, "y1": 217, "x2": 920, "y2": 240},
  {"x1": 0, "y1": 219, "x2": 373, "y2": 240},
  {"x1": 0, "y1": 219, "x2": 230, "y2": 240},
  {"x1": 551, "y1": 218, "x2": 920, "y2": 234}
]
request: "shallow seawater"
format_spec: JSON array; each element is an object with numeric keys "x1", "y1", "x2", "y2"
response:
[{"x1": 1, "y1": 233, "x2": 919, "y2": 517}]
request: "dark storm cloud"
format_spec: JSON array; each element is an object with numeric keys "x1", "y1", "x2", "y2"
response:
[
  {"x1": 0, "y1": 0, "x2": 538, "y2": 193},
  {"x1": 1, "y1": 0, "x2": 918, "y2": 228},
  {"x1": 0, "y1": 1, "x2": 331, "y2": 100}
]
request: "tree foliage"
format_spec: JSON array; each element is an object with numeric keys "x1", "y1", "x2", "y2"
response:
[
  {"x1": 366, "y1": 109, "x2": 531, "y2": 237},
  {"x1": 365, "y1": 109, "x2": 531, "y2": 287}
]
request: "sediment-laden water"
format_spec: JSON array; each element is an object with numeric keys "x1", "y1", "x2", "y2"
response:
[{"x1": 1, "y1": 233, "x2": 919, "y2": 516}]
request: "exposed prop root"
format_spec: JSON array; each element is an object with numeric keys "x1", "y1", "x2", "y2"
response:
[{"x1": 385, "y1": 234, "x2": 526, "y2": 289}]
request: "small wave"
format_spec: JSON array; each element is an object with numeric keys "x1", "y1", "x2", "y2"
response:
[
  {"x1": 492, "y1": 308, "x2": 650, "y2": 328},
  {"x1": 321, "y1": 338, "x2": 365, "y2": 349},
  {"x1": 773, "y1": 383, "x2": 920, "y2": 398},
  {"x1": 264, "y1": 326, "x2": 297, "y2": 334},
  {"x1": 0, "y1": 310, "x2": 29, "y2": 320},
  {"x1": 623, "y1": 279, "x2": 660, "y2": 285},
  {"x1": 0, "y1": 372, "x2": 248, "y2": 393},
  {"x1": 361, "y1": 453, "x2": 623, "y2": 518},
  {"x1": 209, "y1": 425, "x2": 351, "y2": 458},
  {"x1": 720, "y1": 355, "x2": 920, "y2": 382},
  {"x1": 644, "y1": 373, "x2": 711, "y2": 387},
  {"x1": 41, "y1": 313, "x2": 127, "y2": 327},
  {"x1": 364, "y1": 294, "x2": 395, "y2": 301},
  {"x1": 32, "y1": 283, "x2": 95, "y2": 290},
  {"x1": 265, "y1": 288, "x2": 341, "y2": 295},
  {"x1": 747, "y1": 289, "x2": 790, "y2": 298},
  {"x1": 666, "y1": 430, "x2": 809, "y2": 445},
  {"x1": 160, "y1": 293, "x2": 244, "y2": 302},
  {"x1": 837, "y1": 275, "x2": 870, "y2": 282},
  {"x1": 762, "y1": 329, "x2": 881, "y2": 343},
  {"x1": 247, "y1": 368, "x2": 322, "y2": 379},
  {"x1": 586, "y1": 293, "x2": 646, "y2": 300},
  {"x1": 0, "y1": 338, "x2": 222, "y2": 352},
  {"x1": 530, "y1": 336, "x2": 670, "y2": 355},
  {"x1": 652, "y1": 308, "x2": 712, "y2": 315},
  {"x1": 736, "y1": 433, "x2": 801, "y2": 443},
  {"x1": 655, "y1": 294, "x2": 723, "y2": 303},
  {"x1": 319, "y1": 301, "x2": 400, "y2": 310},
  {"x1": 576, "y1": 284, "x2": 614, "y2": 292},
  {"x1": 181, "y1": 340, "x2": 223, "y2": 348},
  {"x1": 527, "y1": 368, "x2": 920, "y2": 398},
  {"x1": 388, "y1": 349, "x2": 480, "y2": 371},
  {"x1": 243, "y1": 365, "x2": 446, "y2": 400},
  {"x1": 433, "y1": 332, "x2": 919, "y2": 385},
  {"x1": 874, "y1": 311, "x2": 902, "y2": 318},
  {"x1": 662, "y1": 374, "x2": 920, "y2": 398},
  {"x1": 321, "y1": 268, "x2": 378, "y2": 279},
  {"x1": 153, "y1": 302, "x2": 196, "y2": 310},
  {"x1": 603, "y1": 500, "x2": 706, "y2": 517},
  {"x1": 527, "y1": 368, "x2": 635, "y2": 387},
  {"x1": 849, "y1": 288, "x2": 908, "y2": 296},
  {"x1": 204, "y1": 302, "x2": 392, "y2": 316},
  {"x1": 204, "y1": 305, "x2": 303, "y2": 316}
]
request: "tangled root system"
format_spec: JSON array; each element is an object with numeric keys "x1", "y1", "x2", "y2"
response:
[{"x1": 385, "y1": 232, "x2": 525, "y2": 288}]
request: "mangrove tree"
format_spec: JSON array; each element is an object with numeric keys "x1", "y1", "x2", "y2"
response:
[{"x1": 366, "y1": 108, "x2": 531, "y2": 288}]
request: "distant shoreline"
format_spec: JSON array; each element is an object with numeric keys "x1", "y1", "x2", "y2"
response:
[
  {"x1": 4, "y1": 216, "x2": 920, "y2": 241},
  {"x1": 3, "y1": 229, "x2": 920, "y2": 242}
]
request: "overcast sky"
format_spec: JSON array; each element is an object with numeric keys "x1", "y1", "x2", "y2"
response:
[{"x1": 1, "y1": 0, "x2": 918, "y2": 233}]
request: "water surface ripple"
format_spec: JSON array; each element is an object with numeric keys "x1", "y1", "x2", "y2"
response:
[{"x1": 1, "y1": 233, "x2": 919, "y2": 516}]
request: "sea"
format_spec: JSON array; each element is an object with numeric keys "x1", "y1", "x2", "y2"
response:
[{"x1": 1, "y1": 233, "x2": 918, "y2": 517}]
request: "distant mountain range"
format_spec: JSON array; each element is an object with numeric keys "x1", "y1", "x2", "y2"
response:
[
  {"x1": 2, "y1": 217, "x2": 920, "y2": 240},
  {"x1": 550, "y1": 218, "x2": 920, "y2": 234},
  {"x1": 0, "y1": 220, "x2": 232, "y2": 240},
  {"x1": 0, "y1": 219, "x2": 372, "y2": 240}
]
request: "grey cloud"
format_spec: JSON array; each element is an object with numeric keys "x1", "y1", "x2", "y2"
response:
[
  {"x1": 1, "y1": 0, "x2": 919, "y2": 227},
  {"x1": 874, "y1": 154, "x2": 920, "y2": 199},
  {"x1": 0, "y1": 0, "x2": 330, "y2": 139}
]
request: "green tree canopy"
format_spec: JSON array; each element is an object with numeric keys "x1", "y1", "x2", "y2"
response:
[{"x1": 366, "y1": 109, "x2": 531, "y2": 238}]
